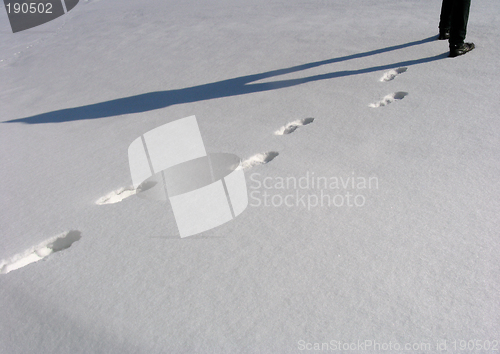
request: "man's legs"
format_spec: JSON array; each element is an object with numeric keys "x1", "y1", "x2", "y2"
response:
[{"x1": 440, "y1": 0, "x2": 474, "y2": 57}]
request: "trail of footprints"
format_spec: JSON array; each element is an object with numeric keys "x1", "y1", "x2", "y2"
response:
[
  {"x1": 6, "y1": 59, "x2": 410, "y2": 275},
  {"x1": 6, "y1": 66, "x2": 406, "y2": 273},
  {"x1": 2, "y1": 67, "x2": 407, "y2": 273}
]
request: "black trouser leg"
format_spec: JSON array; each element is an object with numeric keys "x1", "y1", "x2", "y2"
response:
[
  {"x1": 439, "y1": 0, "x2": 453, "y2": 31},
  {"x1": 449, "y1": 0, "x2": 471, "y2": 46}
]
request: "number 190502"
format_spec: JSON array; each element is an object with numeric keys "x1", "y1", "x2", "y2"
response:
[{"x1": 6, "y1": 2, "x2": 53, "y2": 14}]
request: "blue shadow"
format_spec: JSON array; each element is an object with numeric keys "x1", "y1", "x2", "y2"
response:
[{"x1": 5, "y1": 36, "x2": 446, "y2": 124}]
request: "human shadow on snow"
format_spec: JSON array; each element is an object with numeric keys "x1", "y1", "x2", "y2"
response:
[{"x1": 5, "y1": 36, "x2": 446, "y2": 124}]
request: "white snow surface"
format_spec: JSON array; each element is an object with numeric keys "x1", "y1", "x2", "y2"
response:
[{"x1": 1, "y1": 0, "x2": 499, "y2": 352}]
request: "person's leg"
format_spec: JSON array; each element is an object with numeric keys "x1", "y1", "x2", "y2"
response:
[
  {"x1": 449, "y1": 0, "x2": 471, "y2": 46},
  {"x1": 439, "y1": 0, "x2": 453, "y2": 32}
]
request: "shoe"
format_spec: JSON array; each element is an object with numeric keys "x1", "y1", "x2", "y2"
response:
[
  {"x1": 449, "y1": 42, "x2": 475, "y2": 57},
  {"x1": 438, "y1": 30, "x2": 450, "y2": 40}
]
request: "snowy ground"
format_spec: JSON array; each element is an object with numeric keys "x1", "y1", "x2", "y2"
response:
[{"x1": 1, "y1": 0, "x2": 499, "y2": 353}]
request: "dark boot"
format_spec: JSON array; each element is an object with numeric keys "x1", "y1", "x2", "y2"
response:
[{"x1": 449, "y1": 42, "x2": 475, "y2": 57}]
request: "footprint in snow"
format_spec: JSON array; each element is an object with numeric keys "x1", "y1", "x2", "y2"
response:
[
  {"x1": 274, "y1": 118, "x2": 315, "y2": 135},
  {"x1": 369, "y1": 92, "x2": 408, "y2": 108},
  {"x1": 0, "y1": 231, "x2": 81, "y2": 274},
  {"x1": 240, "y1": 152, "x2": 279, "y2": 170},
  {"x1": 96, "y1": 186, "x2": 136, "y2": 205},
  {"x1": 379, "y1": 67, "x2": 407, "y2": 82}
]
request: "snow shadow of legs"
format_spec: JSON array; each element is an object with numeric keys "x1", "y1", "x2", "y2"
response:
[{"x1": 5, "y1": 36, "x2": 446, "y2": 124}]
